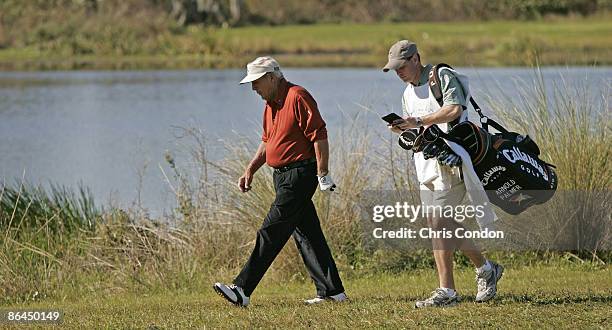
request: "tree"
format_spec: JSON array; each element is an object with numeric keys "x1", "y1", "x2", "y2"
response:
[{"x1": 168, "y1": 0, "x2": 242, "y2": 26}]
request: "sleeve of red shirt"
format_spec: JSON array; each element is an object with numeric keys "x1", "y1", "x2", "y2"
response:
[{"x1": 294, "y1": 90, "x2": 328, "y2": 142}]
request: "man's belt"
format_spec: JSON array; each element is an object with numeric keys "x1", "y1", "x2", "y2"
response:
[{"x1": 273, "y1": 158, "x2": 316, "y2": 173}]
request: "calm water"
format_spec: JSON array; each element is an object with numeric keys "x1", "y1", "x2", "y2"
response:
[{"x1": 0, "y1": 67, "x2": 609, "y2": 215}]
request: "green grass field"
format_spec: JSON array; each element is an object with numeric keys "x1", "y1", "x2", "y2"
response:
[
  {"x1": 0, "y1": 18, "x2": 610, "y2": 70},
  {"x1": 1, "y1": 264, "x2": 609, "y2": 328},
  {"x1": 213, "y1": 19, "x2": 612, "y2": 66}
]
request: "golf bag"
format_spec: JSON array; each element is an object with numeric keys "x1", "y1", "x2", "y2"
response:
[
  {"x1": 398, "y1": 64, "x2": 558, "y2": 215},
  {"x1": 442, "y1": 119, "x2": 558, "y2": 214}
]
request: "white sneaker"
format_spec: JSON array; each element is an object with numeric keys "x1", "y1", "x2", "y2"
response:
[
  {"x1": 213, "y1": 283, "x2": 250, "y2": 307},
  {"x1": 304, "y1": 292, "x2": 348, "y2": 305},
  {"x1": 475, "y1": 261, "x2": 504, "y2": 302},
  {"x1": 414, "y1": 288, "x2": 460, "y2": 308}
]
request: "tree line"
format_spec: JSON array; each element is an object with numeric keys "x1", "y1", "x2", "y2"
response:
[{"x1": 1, "y1": 0, "x2": 610, "y2": 28}]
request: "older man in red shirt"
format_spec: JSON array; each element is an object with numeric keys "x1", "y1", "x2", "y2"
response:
[{"x1": 214, "y1": 57, "x2": 346, "y2": 307}]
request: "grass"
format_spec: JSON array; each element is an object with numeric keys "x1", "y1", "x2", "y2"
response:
[
  {"x1": 0, "y1": 17, "x2": 611, "y2": 70},
  {"x1": 1, "y1": 264, "x2": 609, "y2": 328},
  {"x1": 0, "y1": 182, "x2": 99, "y2": 235},
  {"x1": 213, "y1": 19, "x2": 612, "y2": 65}
]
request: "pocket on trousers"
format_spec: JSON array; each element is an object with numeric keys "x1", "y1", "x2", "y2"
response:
[
  {"x1": 296, "y1": 164, "x2": 316, "y2": 179},
  {"x1": 295, "y1": 166, "x2": 307, "y2": 178},
  {"x1": 272, "y1": 171, "x2": 297, "y2": 207}
]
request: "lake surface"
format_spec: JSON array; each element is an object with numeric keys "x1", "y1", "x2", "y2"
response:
[{"x1": 0, "y1": 67, "x2": 609, "y2": 215}]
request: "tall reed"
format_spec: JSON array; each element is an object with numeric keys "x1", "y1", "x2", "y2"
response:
[{"x1": 488, "y1": 67, "x2": 611, "y2": 253}]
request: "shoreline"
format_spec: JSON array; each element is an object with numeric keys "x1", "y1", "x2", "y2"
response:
[
  {"x1": 1, "y1": 54, "x2": 610, "y2": 71},
  {"x1": 1, "y1": 18, "x2": 610, "y2": 71}
]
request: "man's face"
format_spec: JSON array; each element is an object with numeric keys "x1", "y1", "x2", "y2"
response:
[
  {"x1": 395, "y1": 55, "x2": 419, "y2": 84},
  {"x1": 251, "y1": 73, "x2": 276, "y2": 101}
]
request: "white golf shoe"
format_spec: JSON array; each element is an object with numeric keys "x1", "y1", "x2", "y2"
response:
[
  {"x1": 213, "y1": 283, "x2": 250, "y2": 307},
  {"x1": 304, "y1": 292, "x2": 348, "y2": 305}
]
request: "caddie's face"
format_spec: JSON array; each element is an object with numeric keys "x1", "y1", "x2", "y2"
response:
[
  {"x1": 395, "y1": 55, "x2": 419, "y2": 84},
  {"x1": 251, "y1": 73, "x2": 275, "y2": 101}
]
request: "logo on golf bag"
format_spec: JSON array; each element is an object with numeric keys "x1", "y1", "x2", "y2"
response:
[
  {"x1": 481, "y1": 166, "x2": 506, "y2": 186},
  {"x1": 501, "y1": 147, "x2": 548, "y2": 181},
  {"x1": 509, "y1": 192, "x2": 532, "y2": 205}
]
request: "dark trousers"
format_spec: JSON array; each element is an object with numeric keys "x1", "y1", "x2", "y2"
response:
[{"x1": 233, "y1": 162, "x2": 345, "y2": 297}]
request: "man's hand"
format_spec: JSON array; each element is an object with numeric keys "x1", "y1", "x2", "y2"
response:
[
  {"x1": 318, "y1": 174, "x2": 336, "y2": 192},
  {"x1": 388, "y1": 117, "x2": 419, "y2": 134},
  {"x1": 238, "y1": 170, "x2": 254, "y2": 192},
  {"x1": 238, "y1": 141, "x2": 266, "y2": 193}
]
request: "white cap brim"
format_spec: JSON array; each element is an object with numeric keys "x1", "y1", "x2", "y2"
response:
[{"x1": 239, "y1": 72, "x2": 267, "y2": 84}]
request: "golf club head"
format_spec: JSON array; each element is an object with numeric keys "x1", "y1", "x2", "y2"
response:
[{"x1": 398, "y1": 129, "x2": 419, "y2": 150}]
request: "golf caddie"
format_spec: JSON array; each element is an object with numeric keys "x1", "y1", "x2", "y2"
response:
[
  {"x1": 214, "y1": 56, "x2": 347, "y2": 307},
  {"x1": 383, "y1": 40, "x2": 504, "y2": 308}
]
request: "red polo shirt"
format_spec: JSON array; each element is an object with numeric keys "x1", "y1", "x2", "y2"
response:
[{"x1": 261, "y1": 79, "x2": 327, "y2": 168}]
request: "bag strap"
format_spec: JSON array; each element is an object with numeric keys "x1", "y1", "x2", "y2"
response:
[
  {"x1": 429, "y1": 63, "x2": 461, "y2": 128},
  {"x1": 428, "y1": 63, "x2": 452, "y2": 107},
  {"x1": 468, "y1": 97, "x2": 509, "y2": 134},
  {"x1": 428, "y1": 63, "x2": 512, "y2": 134},
  {"x1": 429, "y1": 69, "x2": 555, "y2": 168}
]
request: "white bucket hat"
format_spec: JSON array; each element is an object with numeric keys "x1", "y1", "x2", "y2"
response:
[{"x1": 239, "y1": 56, "x2": 281, "y2": 84}]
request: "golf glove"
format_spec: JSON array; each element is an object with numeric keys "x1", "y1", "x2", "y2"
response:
[{"x1": 318, "y1": 174, "x2": 336, "y2": 192}]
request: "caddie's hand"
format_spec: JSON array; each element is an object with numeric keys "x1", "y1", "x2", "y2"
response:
[
  {"x1": 388, "y1": 118, "x2": 405, "y2": 134},
  {"x1": 318, "y1": 174, "x2": 336, "y2": 192},
  {"x1": 389, "y1": 117, "x2": 419, "y2": 134},
  {"x1": 238, "y1": 171, "x2": 253, "y2": 193}
]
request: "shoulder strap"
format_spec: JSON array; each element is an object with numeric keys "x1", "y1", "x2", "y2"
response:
[
  {"x1": 429, "y1": 63, "x2": 460, "y2": 128},
  {"x1": 469, "y1": 98, "x2": 509, "y2": 133},
  {"x1": 428, "y1": 63, "x2": 453, "y2": 107},
  {"x1": 429, "y1": 63, "x2": 512, "y2": 135}
]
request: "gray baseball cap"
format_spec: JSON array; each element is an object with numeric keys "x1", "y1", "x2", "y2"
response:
[{"x1": 382, "y1": 40, "x2": 417, "y2": 72}]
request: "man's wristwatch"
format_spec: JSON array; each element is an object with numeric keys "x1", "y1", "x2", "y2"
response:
[{"x1": 415, "y1": 117, "x2": 424, "y2": 128}]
